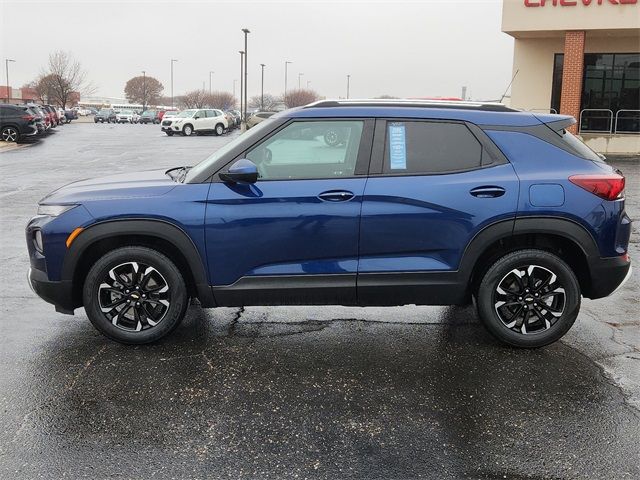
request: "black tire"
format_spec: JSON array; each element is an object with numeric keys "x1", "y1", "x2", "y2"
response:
[
  {"x1": 82, "y1": 246, "x2": 188, "y2": 344},
  {"x1": 94, "y1": 118, "x2": 98, "y2": 123},
  {"x1": 215, "y1": 123, "x2": 225, "y2": 136},
  {"x1": 182, "y1": 124, "x2": 194, "y2": 136},
  {"x1": 476, "y1": 249, "x2": 580, "y2": 348},
  {"x1": 165, "y1": 131, "x2": 174, "y2": 136},
  {"x1": 1, "y1": 126, "x2": 19, "y2": 142}
]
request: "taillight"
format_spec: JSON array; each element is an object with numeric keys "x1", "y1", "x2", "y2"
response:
[
  {"x1": 569, "y1": 173, "x2": 625, "y2": 201},
  {"x1": 21, "y1": 114, "x2": 35, "y2": 121}
]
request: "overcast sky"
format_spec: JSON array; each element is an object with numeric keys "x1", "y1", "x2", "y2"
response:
[{"x1": 0, "y1": 0, "x2": 515, "y2": 101}]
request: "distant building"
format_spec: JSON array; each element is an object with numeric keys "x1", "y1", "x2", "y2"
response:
[{"x1": 502, "y1": 0, "x2": 639, "y2": 154}]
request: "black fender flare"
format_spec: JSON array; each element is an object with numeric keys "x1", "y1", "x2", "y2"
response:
[
  {"x1": 457, "y1": 216, "x2": 599, "y2": 284},
  {"x1": 62, "y1": 219, "x2": 214, "y2": 307}
]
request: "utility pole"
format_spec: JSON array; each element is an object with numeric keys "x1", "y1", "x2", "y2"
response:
[
  {"x1": 5, "y1": 59, "x2": 15, "y2": 103},
  {"x1": 284, "y1": 60, "x2": 292, "y2": 100},
  {"x1": 239, "y1": 51, "x2": 244, "y2": 122},
  {"x1": 346, "y1": 74, "x2": 351, "y2": 99},
  {"x1": 260, "y1": 64, "x2": 265, "y2": 111},
  {"x1": 241, "y1": 28, "x2": 250, "y2": 126},
  {"x1": 170, "y1": 59, "x2": 178, "y2": 108},
  {"x1": 142, "y1": 70, "x2": 146, "y2": 112},
  {"x1": 209, "y1": 71, "x2": 214, "y2": 95},
  {"x1": 298, "y1": 72, "x2": 304, "y2": 89}
]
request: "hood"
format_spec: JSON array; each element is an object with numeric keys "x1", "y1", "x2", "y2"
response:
[{"x1": 40, "y1": 169, "x2": 177, "y2": 204}]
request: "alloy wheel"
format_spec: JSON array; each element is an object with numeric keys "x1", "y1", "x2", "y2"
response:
[
  {"x1": 493, "y1": 264, "x2": 566, "y2": 335},
  {"x1": 2, "y1": 127, "x2": 18, "y2": 142},
  {"x1": 98, "y1": 261, "x2": 170, "y2": 332}
]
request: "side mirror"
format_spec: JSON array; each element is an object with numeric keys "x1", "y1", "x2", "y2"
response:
[
  {"x1": 194, "y1": 115, "x2": 200, "y2": 120},
  {"x1": 219, "y1": 159, "x2": 258, "y2": 185}
]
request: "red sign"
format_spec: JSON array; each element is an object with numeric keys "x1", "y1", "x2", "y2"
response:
[{"x1": 525, "y1": 0, "x2": 637, "y2": 6}]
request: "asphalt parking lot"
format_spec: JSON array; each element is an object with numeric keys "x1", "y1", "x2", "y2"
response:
[{"x1": 1, "y1": 123, "x2": 639, "y2": 479}]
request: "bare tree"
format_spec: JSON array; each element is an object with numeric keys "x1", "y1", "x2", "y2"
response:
[
  {"x1": 283, "y1": 89, "x2": 319, "y2": 108},
  {"x1": 178, "y1": 89, "x2": 207, "y2": 109},
  {"x1": 204, "y1": 91, "x2": 237, "y2": 110},
  {"x1": 35, "y1": 50, "x2": 94, "y2": 107},
  {"x1": 124, "y1": 75, "x2": 164, "y2": 107},
  {"x1": 249, "y1": 93, "x2": 281, "y2": 111}
]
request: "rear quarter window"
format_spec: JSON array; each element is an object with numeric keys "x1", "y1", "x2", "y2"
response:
[{"x1": 557, "y1": 128, "x2": 602, "y2": 162}]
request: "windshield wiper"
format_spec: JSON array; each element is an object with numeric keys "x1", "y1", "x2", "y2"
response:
[{"x1": 165, "y1": 166, "x2": 191, "y2": 182}]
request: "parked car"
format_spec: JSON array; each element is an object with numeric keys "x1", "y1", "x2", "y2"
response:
[
  {"x1": 42, "y1": 105, "x2": 59, "y2": 127},
  {"x1": 246, "y1": 111, "x2": 276, "y2": 129},
  {"x1": 139, "y1": 110, "x2": 159, "y2": 124},
  {"x1": 64, "y1": 109, "x2": 78, "y2": 123},
  {"x1": 87, "y1": 107, "x2": 99, "y2": 115},
  {"x1": 57, "y1": 107, "x2": 66, "y2": 125},
  {"x1": 131, "y1": 112, "x2": 140, "y2": 124},
  {"x1": 116, "y1": 109, "x2": 136, "y2": 123},
  {"x1": 18, "y1": 105, "x2": 46, "y2": 134},
  {"x1": 161, "y1": 108, "x2": 228, "y2": 136},
  {"x1": 0, "y1": 103, "x2": 38, "y2": 142},
  {"x1": 95, "y1": 108, "x2": 117, "y2": 123},
  {"x1": 25, "y1": 100, "x2": 632, "y2": 346},
  {"x1": 25, "y1": 104, "x2": 51, "y2": 130},
  {"x1": 162, "y1": 110, "x2": 179, "y2": 120}
]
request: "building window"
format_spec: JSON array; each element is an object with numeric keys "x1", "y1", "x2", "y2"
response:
[{"x1": 550, "y1": 52, "x2": 639, "y2": 134}]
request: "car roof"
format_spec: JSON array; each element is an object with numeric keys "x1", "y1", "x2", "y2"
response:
[{"x1": 277, "y1": 99, "x2": 565, "y2": 127}]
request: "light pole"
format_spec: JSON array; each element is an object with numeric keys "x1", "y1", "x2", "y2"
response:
[
  {"x1": 209, "y1": 71, "x2": 214, "y2": 95},
  {"x1": 241, "y1": 28, "x2": 250, "y2": 125},
  {"x1": 239, "y1": 51, "x2": 244, "y2": 122},
  {"x1": 298, "y1": 72, "x2": 304, "y2": 89},
  {"x1": 284, "y1": 60, "x2": 292, "y2": 99},
  {"x1": 142, "y1": 70, "x2": 146, "y2": 112},
  {"x1": 170, "y1": 59, "x2": 178, "y2": 108},
  {"x1": 260, "y1": 63, "x2": 265, "y2": 111},
  {"x1": 346, "y1": 74, "x2": 351, "y2": 99},
  {"x1": 5, "y1": 59, "x2": 15, "y2": 102}
]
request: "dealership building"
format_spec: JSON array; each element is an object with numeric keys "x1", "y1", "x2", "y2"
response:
[{"x1": 502, "y1": 0, "x2": 639, "y2": 153}]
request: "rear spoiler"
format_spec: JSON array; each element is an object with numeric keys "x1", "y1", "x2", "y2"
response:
[{"x1": 532, "y1": 113, "x2": 576, "y2": 131}]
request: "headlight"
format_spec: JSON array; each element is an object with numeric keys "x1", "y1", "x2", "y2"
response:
[{"x1": 37, "y1": 204, "x2": 77, "y2": 216}]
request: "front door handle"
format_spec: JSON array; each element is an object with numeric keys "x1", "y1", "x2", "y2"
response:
[
  {"x1": 318, "y1": 190, "x2": 355, "y2": 202},
  {"x1": 469, "y1": 186, "x2": 506, "y2": 198}
]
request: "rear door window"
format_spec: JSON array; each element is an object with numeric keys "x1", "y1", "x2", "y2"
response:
[{"x1": 382, "y1": 121, "x2": 483, "y2": 174}]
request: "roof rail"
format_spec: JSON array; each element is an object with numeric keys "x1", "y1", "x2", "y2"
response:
[{"x1": 304, "y1": 98, "x2": 517, "y2": 112}]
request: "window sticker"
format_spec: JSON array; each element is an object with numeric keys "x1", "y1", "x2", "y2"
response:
[{"x1": 388, "y1": 122, "x2": 407, "y2": 170}]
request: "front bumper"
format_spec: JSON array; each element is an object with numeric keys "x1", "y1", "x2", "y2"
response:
[
  {"x1": 28, "y1": 267, "x2": 75, "y2": 314},
  {"x1": 587, "y1": 254, "x2": 632, "y2": 299}
]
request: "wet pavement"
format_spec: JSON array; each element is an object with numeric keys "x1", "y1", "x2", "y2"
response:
[{"x1": 1, "y1": 124, "x2": 639, "y2": 479}]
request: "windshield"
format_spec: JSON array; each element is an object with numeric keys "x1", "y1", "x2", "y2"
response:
[
  {"x1": 177, "y1": 110, "x2": 196, "y2": 118},
  {"x1": 120, "y1": 110, "x2": 133, "y2": 115},
  {"x1": 99, "y1": 109, "x2": 110, "y2": 114},
  {"x1": 185, "y1": 119, "x2": 275, "y2": 182}
]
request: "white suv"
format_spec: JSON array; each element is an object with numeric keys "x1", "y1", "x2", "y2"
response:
[
  {"x1": 161, "y1": 108, "x2": 228, "y2": 136},
  {"x1": 116, "y1": 110, "x2": 135, "y2": 123}
]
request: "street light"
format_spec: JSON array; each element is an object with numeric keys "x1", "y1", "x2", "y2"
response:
[
  {"x1": 298, "y1": 72, "x2": 304, "y2": 89},
  {"x1": 142, "y1": 70, "x2": 146, "y2": 112},
  {"x1": 241, "y1": 28, "x2": 250, "y2": 125},
  {"x1": 346, "y1": 74, "x2": 351, "y2": 99},
  {"x1": 5, "y1": 59, "x2": 15, "y2": 103},
  {"x1": 239, "y1": 51, "x2": 245, "y2": 121},
  {"x1": 209, "y1": 71, "x2": 214, "y2": 95},
  {"x1": 260, "y1": 64, "x2": 266, "y2": 111},
  {"x1": 170, "y1": 59, "x2": 178, "y2": 108},
  {"x1": 284, "y1": 60, "x2": 292, "y2": 99}
]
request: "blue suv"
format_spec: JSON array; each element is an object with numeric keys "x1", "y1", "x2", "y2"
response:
[{"x1": 26, "y1": 100, "x2": 632, "y2": 347}]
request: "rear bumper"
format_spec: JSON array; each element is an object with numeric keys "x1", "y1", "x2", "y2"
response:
[
  {"x1": 28, "y1": 267, "x2": 75, "y2": 314},
  {"x1": 586, "y1": 254, "x2": 632, "y2": 299}
]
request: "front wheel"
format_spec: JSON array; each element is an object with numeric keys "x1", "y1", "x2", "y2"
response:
[
  {"x1": 83, "y1": 246, "x2": 188, "y2": 344},
  {"x1": 476, "y1": 249, "x2": 580, "y2": 348},
  {"x1": 182, "y1": 124, "x2": 194, "y2": 136}
]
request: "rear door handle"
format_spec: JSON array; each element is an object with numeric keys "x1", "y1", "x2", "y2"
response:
[
  {"x1": 318, "y1": 190, "x2": 355, "y2": 202},
  {"x1": 469, "y1": 186, "x2": 506, "y2": 198}
]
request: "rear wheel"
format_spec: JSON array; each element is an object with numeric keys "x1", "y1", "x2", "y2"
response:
[
  {"x1": 215, "y1": 123, "x2": 225, "y2": 136},
  {"x1": 1, "y1": 126, "x2": 19, "y2": 142},
  {"x1": 476, "y1": 249, "x2": 580, "y2": 348},
  {"x1": 83, "y1": 246, "x2": 188, "y2": 344}
]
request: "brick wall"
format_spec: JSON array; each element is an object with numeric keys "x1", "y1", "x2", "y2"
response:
[{"x1": 559, "y1": 31, "x2": 586, "y2": 134}]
